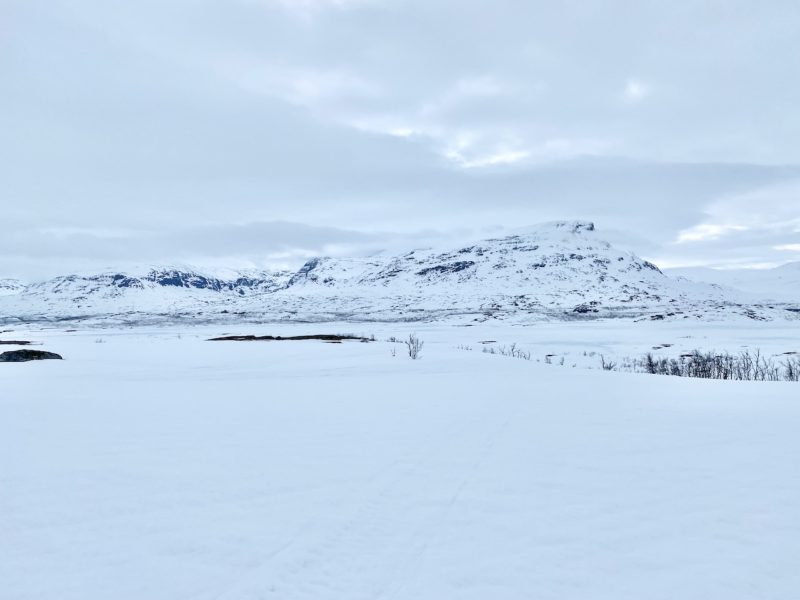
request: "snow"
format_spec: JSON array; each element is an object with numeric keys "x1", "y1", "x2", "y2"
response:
[
  {"x1": 0, "y1": 279, "x2": 24, "y2": 297},
  {"x1": 2, "y1": 322, "x2": 800, "y2": 599}
]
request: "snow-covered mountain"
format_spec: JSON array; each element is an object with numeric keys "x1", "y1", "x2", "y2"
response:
[
  {"x1": 0, "y1": 267, "x2": 291, "y2": 324},
  {"x1": 667, "y1": 262, "x2": 800, "y2": 303},
  {"x1": 1, "y1": 221, "x2": 796, "y2": 325},
  {"x1": 0, "y1": 279, "x2": 24, "y2": 297}
]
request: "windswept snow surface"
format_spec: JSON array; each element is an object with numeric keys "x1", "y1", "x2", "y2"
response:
[{"x1": 2, "y1": 323, "x2": 800, "y2": 599}]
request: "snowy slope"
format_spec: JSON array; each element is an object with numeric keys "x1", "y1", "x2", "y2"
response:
[
  {"x1": 0, "y1": 279, "x2": 24, "y2": 297},
  {"x1": 279, "y1": 221, "x2": 757, "y2": 320},
  {"x1": 0, "y1": 222, "x2": 795, "y2": 324},
  {"x1": 2, "y1": 326, "x2": 799, "y2": 600},
  {"x1": 667, "y1": 262, "x2": 800, "y2": 303},
  {"x1": 0, "y1": 267, "x2": 291, "y2": 323}
]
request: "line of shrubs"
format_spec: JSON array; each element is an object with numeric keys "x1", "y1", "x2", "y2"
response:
[{"x1": 637, "y1": 350, "x2": 800, "y2": 382}]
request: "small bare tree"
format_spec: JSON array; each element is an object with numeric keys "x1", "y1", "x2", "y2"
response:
[
  {"x1": 600, "y1": 355, "x2": 617, "y2": 371},
  {"x1": 406, "y1": 333, "x2": 424, "y2": 359},
  {"x1": 784, "y1": 356, "x2": 800, "y2": 382}
]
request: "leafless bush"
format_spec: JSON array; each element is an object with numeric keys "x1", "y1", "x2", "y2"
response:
[
  {"x1": 406, "y1": 334, "x2": 424, "y2": 359},
  {"x1": 600, "y1": 355, "x2": 617, "y2": 371},
  {"x1": 785, "y1": 356, "x2": 800, "y2": 382},
  {"x1": 482, "y1": 343, "x2": 530, "y2": 361}
]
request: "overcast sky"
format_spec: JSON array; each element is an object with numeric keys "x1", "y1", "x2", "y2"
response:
[{"x1": 2, "y1": 0, "x2": 799, "y2": 279}]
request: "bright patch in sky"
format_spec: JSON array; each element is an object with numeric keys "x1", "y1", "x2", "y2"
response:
[
  {"x1": 622, "y1": 79, "x2": 650, "y2": 103},
  {"x1": 676, "y1": 224, "x2": 749, "y2": 243}
]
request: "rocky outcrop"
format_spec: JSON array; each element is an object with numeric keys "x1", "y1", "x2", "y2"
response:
[{"x1": 0, "y1": 349, "x2": 63, "y2": 362}]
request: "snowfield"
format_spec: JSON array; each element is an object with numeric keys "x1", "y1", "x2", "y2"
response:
[{"x1": 2, "y1": 323, "x2": 800, "y2": 599}]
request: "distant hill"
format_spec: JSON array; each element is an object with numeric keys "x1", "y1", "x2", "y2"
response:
[{"x1": 667, "y1": 262, "x2": 800, "y2": 303}]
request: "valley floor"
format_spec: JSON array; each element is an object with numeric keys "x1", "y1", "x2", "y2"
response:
[{"x1": 2, "y1": 322, "x2": 799, "y2": 599}]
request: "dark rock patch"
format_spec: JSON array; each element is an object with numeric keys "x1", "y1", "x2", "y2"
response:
[
  {"x1": 0, "y1": 340, "x2": 33, "y2": 345},
  {"x1": 208, "y1": 334, "x2": 371, "y2": 343},
  {"x1": 573, "y1": 301, "x2": 601, "y2": 314},
  {"x1": 0, "y1": 349, "x2": 63, "y2": 362},
  {"x1": 642, "y1": 260, "x2": 663, "y2": 273},
  {"x1": 416, "y1": 261, "x2": 475, "y2": 277}
]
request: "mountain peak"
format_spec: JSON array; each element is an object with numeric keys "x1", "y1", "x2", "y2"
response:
[{"x1": 552, "y1": 220, "x2": 595, "y2": 233}]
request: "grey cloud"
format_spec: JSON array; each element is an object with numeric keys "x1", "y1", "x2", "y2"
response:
[{"x1": 0, "y1": 221, "x2": 391, "y2": 279}]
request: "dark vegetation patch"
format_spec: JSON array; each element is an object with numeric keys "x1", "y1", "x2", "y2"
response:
[
  {"x1": 0, "y1": 349, "x2": 62, "y2": 362},
  {"x1": 208, "y1": 334, "x2": 373, "y2": 343}
]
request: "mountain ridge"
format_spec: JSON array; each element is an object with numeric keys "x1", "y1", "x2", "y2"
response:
[{"x1": 1, "y1": 221, "x2": 796, "y2": 325}]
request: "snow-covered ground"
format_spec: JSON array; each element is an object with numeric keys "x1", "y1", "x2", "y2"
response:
[{"x1": 2, "y1": 322, "x2": 799, "y2": 599}]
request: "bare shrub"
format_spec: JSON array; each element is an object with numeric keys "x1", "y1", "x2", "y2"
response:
[
  {"x1": 600, "y1": 355, "x2": 617, "y2": 371},
  {"x1": 482, "y1": 343, "x2": 530, "y2": 361},
  {"x1": 406, "y1": 334, "x2": 424, "y2": 360},
  {"x1": 784, "y1": 356, "x2": 800, "y2": 382}
]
